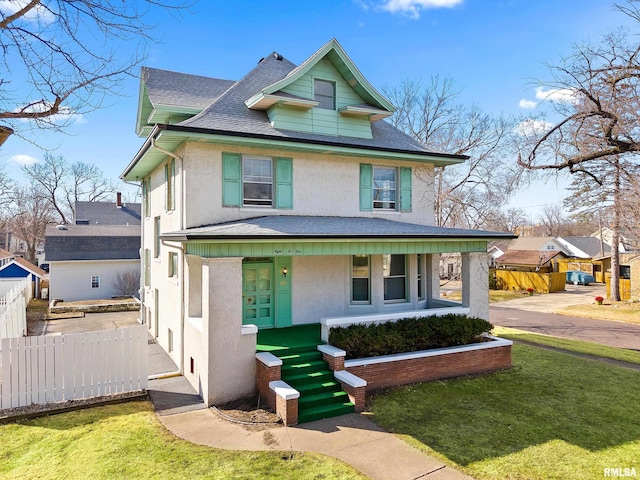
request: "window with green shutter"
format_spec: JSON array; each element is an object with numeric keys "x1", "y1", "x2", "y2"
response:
[
  {"x1": 222, "y1": 153, "x2": 293, "y2": 209},
  {"x1": 360, "y1": 164, "x2": 411, "y2": 212}
]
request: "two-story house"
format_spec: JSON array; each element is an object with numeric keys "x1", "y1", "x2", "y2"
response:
[{"x1": 121, "y1": 39, "x2": 513, "y2": 409}]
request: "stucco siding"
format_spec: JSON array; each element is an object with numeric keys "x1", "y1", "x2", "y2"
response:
[
  {"x1": 182, "y1": 142, "x2": 436, "y2": 229},
  {"x1": 49, "y1": 260, "x2": 140, "y2": 301}
]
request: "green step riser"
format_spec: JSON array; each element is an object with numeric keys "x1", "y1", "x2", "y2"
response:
[
  {"x1": 296, "y1": 383, "x2": 342, "y2": 396},
  {"x1": 281, "y1": 364, "x2": 330, "y2": 376},
  {"x1": 299, "y1": 393, "x2": 350, "y2": 408},
  {"x1": 284, "y1": 373, "x2": 334, "y2": 386},
  {"x1": 298, "y1": 404, "x2": 355, "y2": 424},
  {"x1": 278, "y1": 352, "x2": 323, "y2": 362}
]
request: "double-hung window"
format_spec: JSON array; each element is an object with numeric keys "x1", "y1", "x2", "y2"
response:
[
  {"x1": 360, "y1": 164, "x2": 411, "y2": 212},
  {"x1": 164, "y1": 159, "x2": 175, "y2": 211},
  {"x1": 314, "y1": 79, "x2": 335, "y2": 110},
  {"x1": 373, "y1": 167, "x2": 396, "y2": 210},
  {"x1": 222, "y1": 153, "x2": 293, "y2": 209},
  {"x1": 351, "y1": 255, "x2": 371, "y2": 304},
  {"x1": 154, "y1": 216, "x2": 161, "y2": 258},
  {"x1": 143, "y1": 178, "x2": 151, "y2": 217},
  {"x1": 91, "y1": 275, "x2": 100, "y2": 289},
  {"x1": 383, "y1": 254, "x2": 407, "y2": 303},
  {"x1": 168, "y1": 252, "x2": 178, "y2": 278},
  {"x1": 243, "y1": 157, "x2": 273, "y2": 206}
]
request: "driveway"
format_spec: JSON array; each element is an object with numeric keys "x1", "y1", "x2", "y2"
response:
[
  {"x1": 490, "y1": 283, "x2": 640, "y2": 351},
  {"x1": 492, "y1": 283, "x2": 605, "y2": 313}
]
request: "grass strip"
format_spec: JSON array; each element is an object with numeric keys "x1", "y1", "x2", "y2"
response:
[
  {"x1": 370, "y1": 343, "x2": 640, "y2": 479},
  {"x1": 0, "y1": 401, "x2": 365, "y2": 480},
  {"x1": 493, "y1": 326, "x2": 640, "y2": 365}
]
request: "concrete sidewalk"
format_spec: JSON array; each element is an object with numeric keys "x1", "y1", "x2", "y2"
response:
[{"x1": 148, "y1": 376, "x2": 470, "y2": 480}]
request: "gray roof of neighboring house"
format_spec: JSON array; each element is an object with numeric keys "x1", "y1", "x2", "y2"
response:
[
  {"x1": 163, "y1": 53, "x2": 461, "y2": 157},
  {"x1": 143, "y1": 67, "x2": 236, "y2": 110},
  {"x1": 495, "y1": 249, "x2": 565, "y2": 266},
  {"x1": 45, "y1": 225, "x2": 140, "y2": 261},
  {"x1": 162, "y1": 216, "x2": 516, "y2": 241},
  {"x1": 74, "y1": 201, "x2": 141, "y2": 226},
  {"x1": 562, "y1": 236, "x2": 611, "y2": 257}
]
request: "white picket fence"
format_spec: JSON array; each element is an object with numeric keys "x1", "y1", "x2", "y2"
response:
[
  {"x1": 0, "y1": 278, "x2": 31, "y2": 340},
  {"x1": 0, "y1": 324, "x2": 148, "y2": 409}
]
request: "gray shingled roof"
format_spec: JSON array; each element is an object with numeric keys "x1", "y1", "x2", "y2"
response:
[
  {"x1": 162, "y1": 216, "x2": 515, "y2": 241},
  {"x1": 74, "y1": 201, "x2": 141, "y2": 226},
  {"x1": 45, "y1": 225, "x2": 140, "y2": 261},
  {"x1": 174, "y1": 53, "x2": 449, "y2": 155},
  {"x1": 143, "y1": 67, "x2": 236, "y2": 109},
  {"x1": 563, "y1": 236, "x2": 611, "y2": 257}
]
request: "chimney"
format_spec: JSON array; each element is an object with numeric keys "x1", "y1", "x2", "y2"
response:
[{"x1": 116, "y1": 192, "x2": 122, "y2": 208}]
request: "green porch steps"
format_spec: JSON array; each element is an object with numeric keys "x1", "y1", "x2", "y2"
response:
[{"x1": 274, "y1": 346, "x2": 354, "y2": 424}]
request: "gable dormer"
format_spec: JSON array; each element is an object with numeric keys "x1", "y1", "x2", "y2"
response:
[
  {"x1": 136, "y1": 67, "x2": 236, "y2": 137},
  {"x1": 245, "y1": 39, "x2": 394, "y2": 139}
]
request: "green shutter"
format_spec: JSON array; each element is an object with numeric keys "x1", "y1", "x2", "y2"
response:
[
  {"x1": 400, "y1": 166, "x2": 412, "y2": 212},
  {"x1": 275, "y1": 157, "x2": 293, "y2": 209},
  {"x1": 222, "y1": 153, "x2": 242, "y2": 207},
  {"x1": 359, "y1": 163, "x2": 372, "y2": 211}
]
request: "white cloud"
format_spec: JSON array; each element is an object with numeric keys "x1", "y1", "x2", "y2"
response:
[
  {"x1": 534, "y1": 86, "x2": 578, "y2": 104},
  {"x1": 377, "y1": 0, "x2": 463, "y2": 18},
  {"x1": 10, "y1": 154, "x2": 39, "y2": 166},
  {"x1": 515, "y1": 119, "x2": 554, "y2": 137},
  {"x1": 519, "y1": 99, "x2": 538, "y2": 109},
  {"x1": 0, "y1": 0, "x2": 55, "y2": 24}
]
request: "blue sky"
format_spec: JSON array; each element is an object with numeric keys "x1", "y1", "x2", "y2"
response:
[{"x1": 1, "y1": 0, "x2": 636, "y2": 217}]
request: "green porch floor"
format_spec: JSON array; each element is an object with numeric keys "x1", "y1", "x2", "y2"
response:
[{"x1": 256, "y1": 324, "x2": 322, "y2": 353}]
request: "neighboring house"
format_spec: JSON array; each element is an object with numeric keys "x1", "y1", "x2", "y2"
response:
[
  {"x1": 487, "y1": 245, "x2": 504, "y2": 268},
  {"x1": 45, "y1": 197, "x2": 141, "y2": 301},
  {"x1": 0, "y1": 257, "x2": 46, "y2": 297},
  {"x1": 0, "y1": 247, "x2": 11, "y2": 268},
  {"x1": 495, "y1": 249, "x2": 566, "y2": 273},
  {"x1": 0, "y1": 231, "x2": 27, "y2": 257},
  {"x1": 591, "y1": 227, "x2": 632, "y2": 253},
  {"x1": 74, "y1": 194, "x2": 141, "y2": 226},
  {"x1": 503, "y1": 236, "x2": 573, "y2": 256},
  {"x1": 121, "y1": 39, "x2": 514, "y2": 407}
]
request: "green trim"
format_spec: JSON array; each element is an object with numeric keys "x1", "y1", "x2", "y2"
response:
[
  {"x1": 359, "y1": 163, "x2": 372, "y2": 211},
  {"x1": 258, "y1": 40, "x2": 394, "y2": 113},
  {"x1": 186, "y1": 239, "x2": 487, "y2": 258}
]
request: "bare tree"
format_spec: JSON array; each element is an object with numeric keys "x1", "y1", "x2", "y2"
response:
[
  {"x1": 0, "y1": 0, "x2": 192, "y2": 140},
  {"x1": 385, "y1": 77, "x2": 518, "y2": 229},
  {"x1": 6, "y1": 184, "x2": 56, "y2": 262},
  {"x1": 112, "y1": 268, "x2": 141, "y2": 297},
  {"x1": 517, "y1": 2, "x2": 640, "y2": 300},
  {"x1": 484, "y1": 207, "x2": 530, "y2": 234},
  {"x1": 22, "y1": 153, "x2": 117, "y2": 224},
  {"x1": 536, "y1": 205, "x2": 568, "y2": 237}
]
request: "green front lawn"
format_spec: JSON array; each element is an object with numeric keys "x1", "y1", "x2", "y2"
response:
[
  {"x1": 0, "y1": 401, "x2": 364, "y2": 480},
  {"x1": 370, "y1": 343, "x2": 640, "y2": 479}
]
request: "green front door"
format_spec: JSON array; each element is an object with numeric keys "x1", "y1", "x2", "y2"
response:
[{"x1": 242, "y1": 262, "x2": 274, "y2": 328}]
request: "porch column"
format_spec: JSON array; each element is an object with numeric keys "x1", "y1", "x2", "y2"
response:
[
  {"x1": 461, "y1": 252, "x2": 490, "y2": 320},
  {"x1": 203, "y1": 257, "x2": 257, "y2": 405},
  {"x1": 426, "y1": 254, "x2": 440, "y2": 304}
]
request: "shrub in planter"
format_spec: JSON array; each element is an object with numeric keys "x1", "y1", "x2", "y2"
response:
[{"x1": 328, "y1": 314, "x2": 494, "y2": 359}]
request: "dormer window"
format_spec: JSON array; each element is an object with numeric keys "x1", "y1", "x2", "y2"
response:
[{"x1": 314, "y1": 79, "x2": 335, "y2": 110}]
